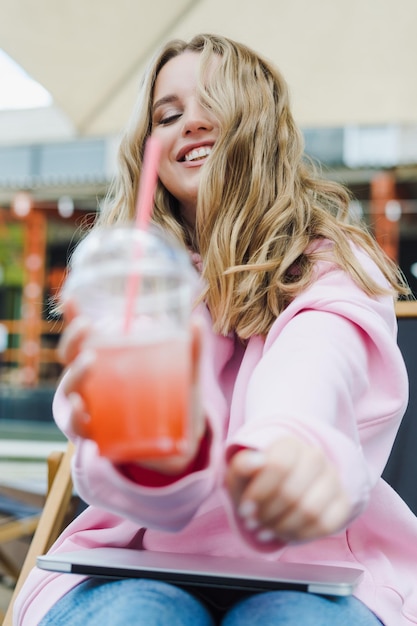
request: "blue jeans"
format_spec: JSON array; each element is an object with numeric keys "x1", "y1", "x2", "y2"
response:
[{"x1": 38, "y1": 578, "x2": 384, "y2": 625}]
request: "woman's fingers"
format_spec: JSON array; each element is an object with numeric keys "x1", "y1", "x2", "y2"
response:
[
  {"x1": 225, "y1": 449, "x2": 267, "y2": 508},
  {"x1": 60, "y1": 350, "x2": 96, "y2": 439},
  {"x1": 273, "y1": 474, "x2": 350, "y2": 541},
  {"x1": 57, "y1": 315, "x2": 92, "y2": 365},
  {"x1": 242, "y1": 444, "x2": 325, "y2": 520},
  {"x1": 62, "y1": 300, "x2": 78, "y2": 324},
  {"x1": 227, "y1": 437, "x2": 351, "y2": 543},
  {"x1": 66, "y1": 392, "x2": 93, "y2": 439},
  {"x1": 61, "y1": 350, "x2": 96, "y2": 395}
]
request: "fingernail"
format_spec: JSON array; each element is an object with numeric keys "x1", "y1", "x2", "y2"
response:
[
  {"x1": 77, "y1": 349, "x2": 96, "y2": 368},
  {"x1": 256, "y1": 528, "x2": 276, "y2": 543},
  {"x1": 238, "y1": 500, "x2": 257, "y2": 519},
  {"x1": 73, "y1": 315, "x2": 91, "y2": 329},
  {"x1": 68, "y1": 392, "x2": 84, "y2": 411},
  {"x1": 244, "y1": 451, "x2": 266, "y2": 470},
  {"x1": 244, "y1": 516, "x2": 260, "y2": 531}
]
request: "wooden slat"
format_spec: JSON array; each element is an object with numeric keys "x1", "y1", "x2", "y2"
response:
[
  {"x1": 0, "y1": 516, "x2": 39, "y2": 544},
  {"x1": 1, "y1": 318, "x2": 63, "y2": 367},
  {"x1": 3, "y1": 347, "x2": 59, "y2": 363},
  {"x1": 0, "y1": 319, "x2": 63, "y2": 334},
  {"x1": 3, "y1": 443, "x2": 74, "y2": 626}
]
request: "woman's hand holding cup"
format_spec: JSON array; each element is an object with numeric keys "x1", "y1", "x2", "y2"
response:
[{"x1": 58, "y1": 226, "x2": 202, "y2": 475}]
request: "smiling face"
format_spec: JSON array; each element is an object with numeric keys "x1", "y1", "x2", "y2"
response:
[{"x1": 151, "y1": 51, "x2": 219, "y2": 228}]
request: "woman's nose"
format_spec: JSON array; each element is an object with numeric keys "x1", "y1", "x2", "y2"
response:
[{"x1": 182, "y1": 102, "x2": 214, "y2": 135}]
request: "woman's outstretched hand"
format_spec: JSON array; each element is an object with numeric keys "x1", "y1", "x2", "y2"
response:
[
  {"x1": 58, "y1": 302, "x2": 95, "y2": 439},
  {"x1": 225, "y1": 437, "x2": 351, "y2": 544}
]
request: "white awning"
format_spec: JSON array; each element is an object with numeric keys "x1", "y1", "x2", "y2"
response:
[{"x1": 1, "y1": 0, "x2": 416, "y2": 138}]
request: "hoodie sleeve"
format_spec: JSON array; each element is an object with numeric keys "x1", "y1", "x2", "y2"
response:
[
  {"x1": 225, "y1": 250, "x2": 408, "y2": 548},
  {"x1": 52, "y1": 306, "x2": 235, "y2": 532}
]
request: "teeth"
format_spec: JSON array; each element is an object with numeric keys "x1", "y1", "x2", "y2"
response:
[{"x1": 184, "y1": 146, "x2": 212, "y2": 162}]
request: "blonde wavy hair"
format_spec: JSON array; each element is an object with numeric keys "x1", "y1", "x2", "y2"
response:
[{"x1": 98, "y1": 33, "x2": 409, "y2": 338}]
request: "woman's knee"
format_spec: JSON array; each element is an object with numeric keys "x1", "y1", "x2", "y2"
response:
[
  {"x1": 39, "y1": 578, "x2": 215, "y2": 626},
  {"x1": 221, "y1": 590, "x2": 383, "y2": 626}
]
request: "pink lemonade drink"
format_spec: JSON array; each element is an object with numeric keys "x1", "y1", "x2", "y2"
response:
[
  {"x1": 80, "y1": 332, "x2": 191, "y2": 462},
  {"x1": 62, "y1": 226, "x2": 196, "y2": 462}
]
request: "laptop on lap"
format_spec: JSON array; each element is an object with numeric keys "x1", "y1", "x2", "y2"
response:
[{"x1": 37, "y1": 548, "x2": 363, "y2": 597}]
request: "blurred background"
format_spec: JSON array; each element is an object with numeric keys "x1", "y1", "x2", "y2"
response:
[
  {"x1": 0, "y1": 0, "x2": 417, "y2": 610},
  {"x1": 0, "y1": 0, "x2": 417, "y2": 414},
  {"x1": 1, "y1": 0, "x2": 417, "y2": 398}
]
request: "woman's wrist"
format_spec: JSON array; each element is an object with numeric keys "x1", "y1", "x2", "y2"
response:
[{"x1": 116, "y1": 422, "x2": 212, "y2": 487}]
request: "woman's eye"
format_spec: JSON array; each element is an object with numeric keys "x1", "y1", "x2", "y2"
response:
[{"x1": 158, "y1": 113, "x2": 181, "y2": 126}]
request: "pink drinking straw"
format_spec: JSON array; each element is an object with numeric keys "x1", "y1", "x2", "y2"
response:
[{"x1": 123, "y1": 136, "x2": 162, "y2": 333}]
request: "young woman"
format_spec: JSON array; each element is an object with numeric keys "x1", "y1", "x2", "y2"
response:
[{"x1": 14, "y1": 34, "x2": 417, "y2": 626}]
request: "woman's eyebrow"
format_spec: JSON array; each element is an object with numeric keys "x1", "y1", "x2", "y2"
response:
[{"x1": 152, "y1": 94, "x2": 178, "y2": 113}]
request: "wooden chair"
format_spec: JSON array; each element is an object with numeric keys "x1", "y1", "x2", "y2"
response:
[
  {"x1": 0, "y1": 428, "x2": 68, "y2": 585},
  {"x1": 0, "y1": 497, "x2": 41, "y2": 582},
  {"x1": 2, "y1": 442, "x2": 74, "y2": 626}
]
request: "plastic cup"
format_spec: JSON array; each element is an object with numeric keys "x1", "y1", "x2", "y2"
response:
[{"x1": 61, "y1": 225, "x2": 195, "y2": 462}]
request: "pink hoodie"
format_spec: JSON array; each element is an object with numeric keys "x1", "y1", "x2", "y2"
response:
[{"x1": 14, "y1": 244, "x2": 417, "y2": 626}]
